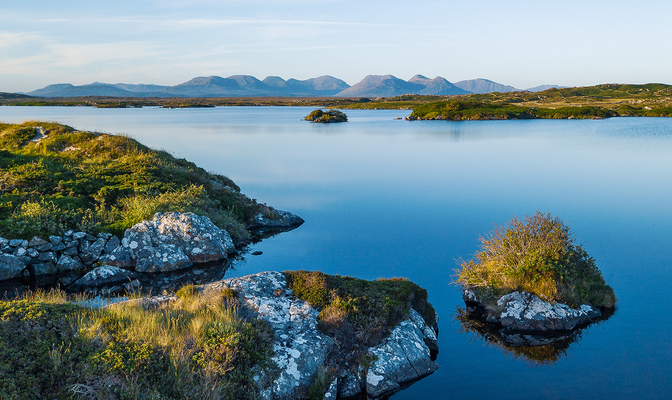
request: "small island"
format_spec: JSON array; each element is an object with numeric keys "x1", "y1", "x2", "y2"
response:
[
  {"x1": 304, "y1": 109, "x2": 348, "y2": 123},
  {"x1": 456, "y1": 211, "x2": 615, "y2": 333}
]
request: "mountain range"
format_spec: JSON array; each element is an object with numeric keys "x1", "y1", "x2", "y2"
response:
[{"x1": 23, "y1": 75, "x2": 565, "y2": 98}]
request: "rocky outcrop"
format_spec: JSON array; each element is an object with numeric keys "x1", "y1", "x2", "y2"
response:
[
  {"x1": 365, "y1": 309, "x2": 439, "y2": 397},
  {"x1": 463, "y1": 289, "x2": 602, "y2": 332},
  {"x1": 203, "y1": 271, "x2": 438, "y2": 399},
  {"x1": 123, "y1": 212, "x2": 235, "y2": 273}
]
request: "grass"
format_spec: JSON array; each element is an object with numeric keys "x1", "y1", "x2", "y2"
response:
[
  {"x1": 0, "y1": 287, "x2": 275, "y2": 399},
  {"x1": 456, "y1": 211, "x2": 616, "y2": 309},
  {"x1": 0, "y1": 121, "x2": 279, "y2": 242},
  {"x1": 283, "y1": 271, "x2": 435, "y2": 359}
]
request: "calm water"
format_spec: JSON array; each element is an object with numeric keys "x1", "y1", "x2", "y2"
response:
[{"x1": 2, "y1": 106, "x2": 671, "y2": 399}]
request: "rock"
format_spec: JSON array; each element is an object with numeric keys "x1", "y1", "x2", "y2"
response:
[
  {"x1": 365, "y1": 309, "x2": 439, "y2": 398},
  {"x1": 9, "y1": 239, "x2": 27, "y2": 248},
  {"x1": 123, "y1": 212, "x2": 234, "y2": 272},
  {"x1": 72, "y1": 232, "x2": 87, "y2": 240},
  {"x1": 206, "y1": 272, "x2": 335, "y2": 400},
  {"x1": 71, "y1": 265, "x2": 137, "y2": 288},
  {"x1": 13, "y1": 247, "x2": 28, "y2": 257},
  {"x1": 251, "y1": 210, "x2": 305, "y2": 229},
  {"x1": 1, "y1": 246, "x2": 12, "y2": 254},
  {"x1": 36, "y1": 243, "x2": 53, "y2": 252},
  {"x1": 52, "y1": 242, "x2": 66, "y2": 252},
  {"x1": 97, "y1": 232, "x2": 113, "y2": 240},
  {"x1": 38, "y1": 251, "x2": 58, "y2": 263},
  {"x1": 28, "y1": 236, "x2": 49, "y2": 248},
  {"x1": 0, "y1": 237, "x2": 8, "y2": 247},
  {"x1": 497, "y1": 291, "x2": 600, "y2": 331},
  {"x1": 98, "y1": 245, "x2": 134, "y2": 268},
  {"x1": 104, "y1": 236, "x2": 121, "y2": 254},
  {"x1": 252, "y1": 251, "x2": 263, "y2": 256},
  {"x1": 324, "y1": 378, "x2": 338, "y2": 399},
  {"x1": 338, "y1": 373, "x2": 363, "y2": 398},
  {"x1": 56, "y1": 254, "x2": 86, "y2": 272},
  {"x1": 0, "y1": 253, "x2": 30, "y2": 280},
  {"x1": 80, "y1": 237, "x2": 106, "y2": 265},
  {"x1": 61, "y1": 244, "x2": 79, "y2": 256},
  {"x1": 27, "y1": 248, "x2": 40, "y2": 258},
  {"x1": 84, "y1": 234, "x2": 97, "y2": 242},
  {"x1": 32, "y1": 262, "x2": 57, "y2": 276},
  {"x1": 134, "y1": 244, "x2": 193, "y2": 273},
  {"x1": 48, "y1": 235, "x2": 64, "y2": 246}
]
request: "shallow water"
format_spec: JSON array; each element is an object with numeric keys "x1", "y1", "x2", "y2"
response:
[{"x1": 2, "y1": 106, "x2": 671, "y2": 399}]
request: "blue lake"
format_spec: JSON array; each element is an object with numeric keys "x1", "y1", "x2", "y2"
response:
[{"x1": 1, "y1": 106, "x2": 671, "y2": 399}]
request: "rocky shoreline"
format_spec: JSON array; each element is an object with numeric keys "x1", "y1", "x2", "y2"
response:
[
  {"x1": 85, "y1": 271, "x2": 439, "y2": 399},
  {"x1": 0, "y1": 211, "x2": 303, "y2": 294}
]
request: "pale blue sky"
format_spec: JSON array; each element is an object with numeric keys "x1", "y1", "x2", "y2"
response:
[{"x1": 1, "y1": 0, "x2": 671, "y2": 92}]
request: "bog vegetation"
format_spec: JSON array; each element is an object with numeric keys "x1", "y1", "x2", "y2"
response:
[
  {"x1": 456, "y1": 211, "x2": 616, "y2": 309},
  {"x1": 0, "y1": 121, "x2": 273, "y2": 242},
  {"x1": 0, "y1": 287, "x2": 275, "y2": 399}
]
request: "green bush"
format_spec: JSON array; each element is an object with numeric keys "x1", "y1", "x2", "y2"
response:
[{"x1": 457, "y1": 211, "x2": 616, "y2": 308}]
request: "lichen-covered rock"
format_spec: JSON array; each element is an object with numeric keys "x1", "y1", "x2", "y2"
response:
[
  {"x1": 497, "y1": 291, "x2": 600, "y2": 331},
  {"x1": 134, "y1": 243, "x2": 193, "y2": 273},
  {"x1": 98, "y1": 245, "x2": 134, "y2": 268},
  {"x1": 71, "y1": 265, "x2": 137, "y2": 288},
  {"x1": 32, "y1": 261, "x2": 57, "y2": 276},
  {"x1": 205, "y1": 271, "x2": 335, "y2": 400},
  {"x1": 80, "y1": 237, "x2": 106, "y2": 265},
  {"x1": 365, "y1": 309, "x2": 439, "y2": 398},
  {"x1": 123, "y1": 212, "x2": 234, "y2": 272},
  {"x1": 28, "y1": 236, "x2": 49, "y2": 248},
  {"x1": 0, "y1": 253, "x2": 30, "y2": 280},
  {"x1": 56, "y1": 254, "x2": 86, "y2": 272}
]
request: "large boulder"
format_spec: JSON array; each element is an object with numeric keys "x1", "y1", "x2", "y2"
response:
[
  {"x1": 0, "y1": 253, "x2": 30, "y2": 281},
  {"x1": 365, "y1": 309, "x2": 439, "y2": 397},
  {"x1": 122, "y1": 212, "x2": 235, "y2": 273},
  {"x1": 71, "y1": 265, "x2": 137, "y2": 289}
]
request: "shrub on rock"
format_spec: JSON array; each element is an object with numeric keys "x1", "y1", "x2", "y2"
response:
[
  {"x1": 457, "y1": 211, "x2": 615, "y2": 309},
  {"x1": 304, "y1": 109, "x2": 348, "y2": 123}
]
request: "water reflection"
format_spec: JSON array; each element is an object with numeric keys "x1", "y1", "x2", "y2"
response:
[{"x1": 455, "y1": 306, "x2": 615, "y2": 365}]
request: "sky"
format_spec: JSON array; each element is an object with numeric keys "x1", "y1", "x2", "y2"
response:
[{"x1": 1, "y1": 0, "x2": 671, "y2": 93}]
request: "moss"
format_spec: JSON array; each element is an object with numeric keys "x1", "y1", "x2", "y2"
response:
[
  {"x1": 0, "y1": 121, "x2": 272, "y2": 242},
  {"x1": 284, "y1": 270, "x2": 435, "y2": 348},
  {"x1": 457, "y1": 211, "x2": 616, "y2": 309}
]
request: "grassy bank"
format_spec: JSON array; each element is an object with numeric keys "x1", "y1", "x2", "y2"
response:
[{"x1": 0, "y1": 121, "x2": 280, "y2": 242}]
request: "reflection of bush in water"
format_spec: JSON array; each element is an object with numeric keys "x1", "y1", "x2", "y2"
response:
[{"x1": 455, "y1": 307, "x2": 577, "y2": 365}]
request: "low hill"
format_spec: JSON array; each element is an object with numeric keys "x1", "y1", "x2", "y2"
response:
[{"x1": 454, "y1": 78, "x2": 520, "y2": 94}]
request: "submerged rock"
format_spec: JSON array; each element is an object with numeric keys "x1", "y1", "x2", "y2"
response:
[{"x1": 251, "y1": 210, "x2": 305, "y2": 230}]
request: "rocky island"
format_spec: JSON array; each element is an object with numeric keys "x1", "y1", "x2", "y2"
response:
[
  {"x1": 455, "y1": 211, "x2": 615, "y2": 359},
  {"x1": 304, "y1": 109, "x2": 348, "y2": 123}
]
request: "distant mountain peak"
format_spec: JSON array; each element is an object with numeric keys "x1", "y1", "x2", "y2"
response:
[{"x1": 454, "y1": 78, "x2": 520, "y2": 94}]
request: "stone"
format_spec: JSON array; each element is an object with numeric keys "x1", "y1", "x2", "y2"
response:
[
  {"x1": 72, "y1": 232, "x2": 87, "y2": 240},
  {"x1": 134, "y1": 244, "x2": 193, "y2": 273},
  {"x1": 205, "y1": 272, "x2": 335, "y2": 400},
  {"x1": 80, "y1": 238, "x2": 106, "y2": 265},
  {"x1": 56, "y1": 254, "x2": 86, "y2": 272},
  {"x1": 123, "y1": 212, "x2": 234, "y2": 272},
  {"x1": 338, "y1": 373, "x2": 363, "y2": 398},
  {"x1": 71, "y1": 265, "x2": 137, "y2": 288},
  {"x1": 0, "y1": 253, "x2": 30, "y2": 280},
  {"x1": 104, "y1": 236, "x2": 121, "y2": 254},
  {"x1": 62, "y1": 244, "x2": 79, "y2": 256},
  {"x1": 85, "y1": 234, "x2": 97, "y2": 242},
  {"x1": 1, "y1": 246, "x2": 12, "y2": 254},
  {"x1": 97, "y1": 232, "x2": 113, "y2": 240},
  {"x1": 36, "y1": 243, "x2": 53, "y2": 252},
  {"x1": 28, "y1": 236, "x2": 49, "y2": 248},
  {"x1": 365, "y1": 309, "x2": 439, "y2": 398},
  {"x1": 0, "y1": 237, "x2": 8, "y2": 247},
  {"x1": 324, "y1": 378, "x2": 338, "y2": 400},
  {"x1": 13, "y1": 247, "x2": 28, "y2": 257},
  {"x1": 38, "y1": 251, "x2": 58, "y2": 263},
  {"x1": 27, "y1": 248, "x2": 40, "y2": 258},
  {"x1": 9, "y1": 239, "x2": 27, "y2": 248},
  {"x1": 48, "y1": 235, "x2": 64, "y2": 246},
  {"x1": 52, "y1": 243, "x2": 66, "y2": 252},
  {"x1": 98, "y1": 245, "x2": 134, "y2": 268},
  {"x1": 497, "y1": 291, "x2": 600, "y2": 331},
  {"x1": 32, "y1": 262, "x2": 57, "y2": 276}
]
